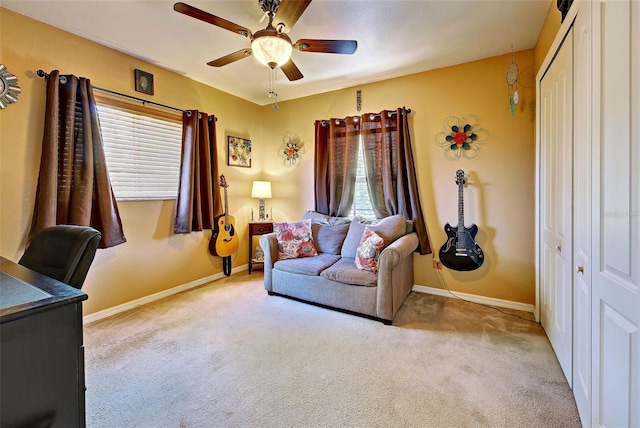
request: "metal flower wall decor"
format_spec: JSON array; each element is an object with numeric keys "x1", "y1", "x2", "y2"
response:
[
  {"x1": 278, "y1": 135, "x2": 306, "y2": 167},
  {"x1": 435, "y1": 114, "x2": 489, "y2": 160}
]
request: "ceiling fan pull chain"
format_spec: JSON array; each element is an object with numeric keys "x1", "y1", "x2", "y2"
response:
[
  {"x1": 268, "y1": 68, "x2": 275, "y2": 95},
  {"x1": 268, "y1": 68, "x2": 279, "y2": 112}
]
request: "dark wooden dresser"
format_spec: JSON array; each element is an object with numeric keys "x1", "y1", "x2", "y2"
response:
[{"x1": 1, "y1": 257, "x2": 88, "y2": 428}]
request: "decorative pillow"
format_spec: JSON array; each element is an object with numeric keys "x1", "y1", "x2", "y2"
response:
[
  {"x1": 341, "y1": 215, "x2": 408, "y2": 258},
  {"x1": 274, "y1": 219, "x2": 318, "y2": 260},
  {"x1": 355, "y1": 227, "x2": 385, "y2": 274}
]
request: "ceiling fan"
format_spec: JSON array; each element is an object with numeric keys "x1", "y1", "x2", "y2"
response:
[{"x1": 173, "y1": 0, "x2": 358, "y2": 81}]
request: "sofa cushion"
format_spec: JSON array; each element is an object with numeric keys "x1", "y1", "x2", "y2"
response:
[
  {"x1": 274, "y1": 253, "x2": 340, "y2": 276},
  {"x1": 341, "y1": 215, "x2": 408, "y2": 258},
  {"x1": 355, "y1": 227, "x2": 385, "y2": 274},
  {"x1": 320, "y1": 258, "x2": 378, "y2": 287},
  {"x1": 274, "y1": 219, "x2": 317, "y2": 260},
  {"x1": 301, "y1": 210, "x2": 351, "y2": 226},
  {"x1": 311, "y1": 223, "x2": 350, "y2": 255}
]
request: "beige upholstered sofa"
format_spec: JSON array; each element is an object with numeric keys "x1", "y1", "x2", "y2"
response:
[{"x1": 260, "y1": 211, "x2": 418, "y2": 324}]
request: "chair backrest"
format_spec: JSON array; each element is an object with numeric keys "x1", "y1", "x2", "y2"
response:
[{"x1": 19, "y1": 225, "x2": 102, "y2": 289}]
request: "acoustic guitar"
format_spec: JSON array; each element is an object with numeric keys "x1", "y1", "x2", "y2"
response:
[
  {"x1": 210, "y1": 175, "x2": 239, "y2": 260},
  {"x1": 438, "y1": 169, "x2": 484, "y2": 271}
]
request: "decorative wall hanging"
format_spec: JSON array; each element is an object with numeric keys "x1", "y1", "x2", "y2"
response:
[
  {"x1": 0, "y1": 65, "x2": 21, "y2": 109},
  {"x1": 134, "y1": 69, "x2": 154, "y2": 95},
  {"x1": 278, "y1": 134, "x2": 306, "y2": 167},
  {"x1": 506, "y1": 44, "x2": 519, "y2": 117},
  {"x1": 227, "y1": 136, "x2": 252, "y2": 167},
  {"x1": 356, "y1": 89, "x2": 362, "y2": 112},
  {"x1": 435, "y1": 114, "x2": 489, "y2": 160}
]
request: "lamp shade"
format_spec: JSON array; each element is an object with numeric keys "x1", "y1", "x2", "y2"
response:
[
  {"x1": 251, "y1": 29, "x2": 293, "y2": 69},
  {"x1": 251, "y1": 181, "x2": 272, "y2": 199}
]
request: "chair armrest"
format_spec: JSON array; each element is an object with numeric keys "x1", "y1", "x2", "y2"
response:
[
  {"x1": 378, "y1": 232, "x2": 419, "y2": 271},
  {"x1": 259, "y1": 233, "x2": 278, "y2": 292},
  {"x1": 376, "y1": 232, "x2": 418, "y2": 321}
]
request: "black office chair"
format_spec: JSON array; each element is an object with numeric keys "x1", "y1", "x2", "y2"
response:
[{"x1": 19, "y1": 225, "x2": 102, "y2": 290}]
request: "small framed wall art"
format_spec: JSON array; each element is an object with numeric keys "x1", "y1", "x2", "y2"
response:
[
  {"x1": 134, "y1": 69, "x2": 154, "y2": 95},
  {"x1": 227, "y1": 136, "x2": 252, "y2": 168}
]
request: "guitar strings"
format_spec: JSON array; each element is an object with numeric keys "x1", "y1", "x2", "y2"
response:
[{"x1": 435, "y1": 268, "x2": 539, "y2": 324}]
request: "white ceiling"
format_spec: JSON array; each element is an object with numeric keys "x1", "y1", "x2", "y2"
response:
[{"x1": 2, "y1": 0, "x2": 551, "y2": 106}]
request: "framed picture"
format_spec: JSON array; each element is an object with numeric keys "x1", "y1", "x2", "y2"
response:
[
  {"x1": 227, "y1": 136, "x2": 252, "y2": 168},
  {"x1": 134, "y1": 69, "x2": 154, "y2": 95}
]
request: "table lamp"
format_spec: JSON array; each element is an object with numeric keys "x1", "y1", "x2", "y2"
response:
[{"x1": 251, "y1": 181, "x2": 272, "y2": 221}]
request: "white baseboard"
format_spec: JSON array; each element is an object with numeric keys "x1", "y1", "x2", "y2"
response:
[
  {"x1": 83, "y1": 264, "x2": 247, "y2": 325},
  {"x1": 84, "y1": 268, "x2": 534, "y2": 324},
  {"x1": 412, "y1": 284, "x2": 535, "y2": 314}
]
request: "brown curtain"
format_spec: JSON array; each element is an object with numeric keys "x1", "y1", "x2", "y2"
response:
[
  {"x1": 29, "y1": 70, "x2": 126, "y2": 248},
  {"x1": 361, "y1": 107, "x2": 431, "y2": 254},
  {"x1": 174, "y1": 110, "x2": 222, "y2": 233},
  {"x1": 313, "y1": 116, "x2": 360, "y2": 217}
]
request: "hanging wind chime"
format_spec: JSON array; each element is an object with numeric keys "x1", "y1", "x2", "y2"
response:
[{"x1": 506, "y1": 44, "x2": 519, "y2": 117}]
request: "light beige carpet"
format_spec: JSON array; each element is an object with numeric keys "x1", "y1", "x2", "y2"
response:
[{"x1": 84, "y1": 273, "x2": 581, "y2": 427}]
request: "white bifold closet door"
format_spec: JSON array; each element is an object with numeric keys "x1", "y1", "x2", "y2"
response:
[{"x1": 539, "y1": 26, "x2": 574, "y2": 385}]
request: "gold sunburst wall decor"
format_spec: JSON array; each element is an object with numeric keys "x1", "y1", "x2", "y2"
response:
[
  {"x1": 278, "y1": 134, "x2": 306, "y2": 167},
  {"x1": 0, "y1": 65, "x2": 21, "y2": 109},
  {"x1": 435, "y1": 114, "x2": 489, "y2": 160}
]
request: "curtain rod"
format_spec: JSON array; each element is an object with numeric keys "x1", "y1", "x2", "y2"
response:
[
  {"x1": 317, "y1": 109, "x2": 412, "y2": 127},
  {"x1": 36, "y1": 69, "x2": 187, "y2": 115}
]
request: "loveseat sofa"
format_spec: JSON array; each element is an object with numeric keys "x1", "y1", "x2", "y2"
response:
[{"x1": 260, "y1": 211, "x2": 419, "y2": 324}]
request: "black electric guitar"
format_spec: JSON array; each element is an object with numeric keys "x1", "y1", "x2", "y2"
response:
[
  {"x1": 439, "y1": 170, "x2": 484, "y2": 271},
  {"x1": 210, "y1": 175, "x2": 239, "y2": 274}
]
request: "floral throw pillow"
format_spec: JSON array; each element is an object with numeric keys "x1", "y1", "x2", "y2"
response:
[
  {"x1": 355, "y1": 227, "x2": 385, "y2": 274},
  {"x1": 274, "y1": 219, "x2": 318, "y2": 260}
]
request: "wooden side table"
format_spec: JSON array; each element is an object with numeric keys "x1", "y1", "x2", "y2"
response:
[{"x1": 248, "y1": 221, "x2": 273, "y2": 274}]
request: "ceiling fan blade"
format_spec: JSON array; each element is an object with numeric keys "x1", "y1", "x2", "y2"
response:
[
  {"x1": 174, "y1": 2, "x2": 252, "y2": 38},
  {"x1": 207, "y1": 49, "x2": 252, "y2": 67},
  {"x1": 274, "y1": 0, "x2": 312, "y2": 32},
  {"x1": 281, "y1": 59, "x2": 304, "y2": 81},
  {"x1": 295, "y1": 39, "x2": 357, "y2": 54}
]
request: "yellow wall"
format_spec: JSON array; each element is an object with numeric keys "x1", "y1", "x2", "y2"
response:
[
  {"x1": 1, "y1": 4, "x2": 560, "y2": 315},
  {"x1": 259, "y1": 50, "x2": 538, "y2": 304},
  {"x1": 534, "y1": 1, "x2": 562, "y2": 74},
  {"x1": 0, "y1": 8, "x2": 265, "y2": 314}
]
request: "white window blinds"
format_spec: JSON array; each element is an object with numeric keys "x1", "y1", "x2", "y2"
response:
[{"x1": 97, "y1": 104, "x2": 183, "y2": 200}]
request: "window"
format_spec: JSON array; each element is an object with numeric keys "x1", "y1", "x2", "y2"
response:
[
  {"x1": 350, "y1": 140, "x2": 376, "y2": 219},
  {"x1": 97, "y1": 102, "x2": 183, "y2": 200}
]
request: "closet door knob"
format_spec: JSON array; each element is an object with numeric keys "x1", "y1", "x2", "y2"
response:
[
  {"x1": 556, "y1": 245, "x2": 562, "y2": 252},
  {"x1": 576, "y1": 265, "x2": 584, "y2": 274}
]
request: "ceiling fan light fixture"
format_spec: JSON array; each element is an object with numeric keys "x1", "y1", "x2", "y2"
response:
[{"x1": 251, "y1": 30, "x2": 292, "y2": 69}]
